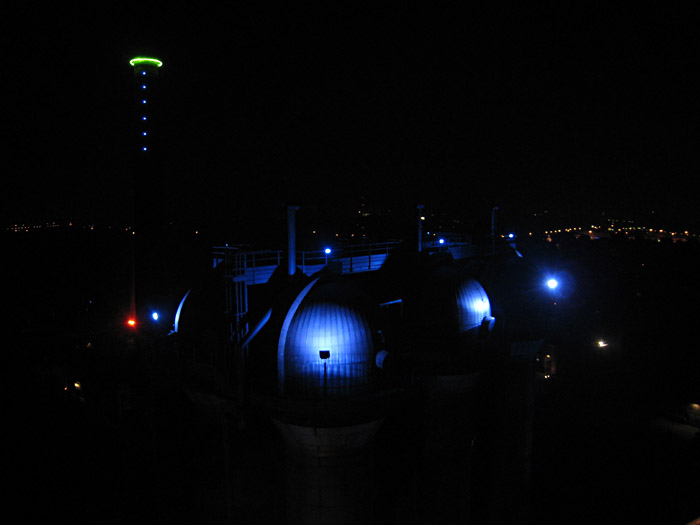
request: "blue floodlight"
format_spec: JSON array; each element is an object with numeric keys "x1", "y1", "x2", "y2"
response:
[{"x1": 473, "y1": 299, "x2": 490, "y2": 313}]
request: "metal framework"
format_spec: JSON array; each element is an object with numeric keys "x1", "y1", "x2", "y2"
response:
[{"x1": 213, "y1": 239, "x2": 474, "y2": 344}]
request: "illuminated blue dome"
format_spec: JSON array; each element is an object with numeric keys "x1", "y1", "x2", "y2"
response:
[
  {"x1": 454, "y1": 278, "x2": 491, "y2": 333},
  {"x1": 277, "y1": 277, "x2": 376, "y2": 399},
  {"x1": 419, "y1": 265, "x2": 492, "y2": 337}
]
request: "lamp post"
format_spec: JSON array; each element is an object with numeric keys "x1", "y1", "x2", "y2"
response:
[
  {"x1": 491, "y1": 206, "x2": 499, "y2": 255},
  {"x1": 417, "y1": 204, "x2": 425, "y2": 252},
  {"x1": 319, "y1": 350, "x2": 330, "y2": 399}
]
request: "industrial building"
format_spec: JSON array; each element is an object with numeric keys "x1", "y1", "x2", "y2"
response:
[{"x1": 166, "y1": 206, "x2": 548, "y2": 523}]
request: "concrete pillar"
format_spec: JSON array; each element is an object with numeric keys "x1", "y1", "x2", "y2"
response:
[
  {"x1": 418, "y1": 373, "x2": 481, "y2": 524},
  {"x1": 271, "y1": 419, "x2": 383, "y2": 525}
]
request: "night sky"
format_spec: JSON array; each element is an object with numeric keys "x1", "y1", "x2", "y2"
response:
[{"x1": 5, "y1": 4, "x2": 700, "y2": 235}]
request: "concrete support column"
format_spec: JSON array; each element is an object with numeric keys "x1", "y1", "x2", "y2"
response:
[
  {"x1": 271, "y1": 419, "x2": 383, "y2": 525},
  {"x1": 418, "y1": 373, "x2": 480, "y2": 524}
]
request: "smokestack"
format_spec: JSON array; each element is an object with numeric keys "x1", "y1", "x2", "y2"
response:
[{"x1": 287, "y1": 205, "x2": 300, "y2": 276}]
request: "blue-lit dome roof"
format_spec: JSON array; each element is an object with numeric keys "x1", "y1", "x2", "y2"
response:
[
  {"x1": 454, "y1": 278, "x2": 491, "y2": 333},
  {"x1": 419, "y1": 265, "x2": 492, "y2": 337},
  {"x1": 277, "y1": 277, "x2": 376, "y2": 399}
]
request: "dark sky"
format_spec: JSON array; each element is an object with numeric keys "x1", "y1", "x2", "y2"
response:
[{"x1": 4, "y1": 4, "x2": 700, "y2": 233}]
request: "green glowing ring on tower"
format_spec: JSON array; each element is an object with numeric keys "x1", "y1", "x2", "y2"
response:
[{"x1": 129, "y1": 57, "x2": 163, "y2": 67}]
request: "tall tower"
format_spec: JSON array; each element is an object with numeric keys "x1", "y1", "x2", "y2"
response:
[
  {"x1": 129, "y1": 57, "x2": 163, "y2": 155},
  {"x1": 128, "y1": 56, "x2": 164, "y2": 234},
  {"x1": 127, "y1": 56, "x2": 164, "y2": 327}
]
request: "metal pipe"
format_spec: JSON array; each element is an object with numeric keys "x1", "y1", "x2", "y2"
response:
[{"x1": 287, "y1": 205, "x2": 300, "y2": 276}]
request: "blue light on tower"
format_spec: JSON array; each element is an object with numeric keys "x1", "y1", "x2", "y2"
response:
[{"x1": 130, "y1": 56, "x2": 162, "y2": 154}]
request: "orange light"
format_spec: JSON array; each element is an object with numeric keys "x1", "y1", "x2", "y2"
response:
[{"x1": 127, "y1": 318, "x2": 136, "y2": 327}]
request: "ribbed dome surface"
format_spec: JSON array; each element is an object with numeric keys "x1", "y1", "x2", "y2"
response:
[
  {"x1": 420, "y1": 265, "x2": 492, "y2": 336},
  {"x1": 455, "y1": 278, "x2": 491, "y2": 333},
  {"x1": 278, "y1": 278, "x2": 375, "y2": 399}
]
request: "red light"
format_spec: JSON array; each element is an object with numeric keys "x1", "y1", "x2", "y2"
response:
[{"x1": 127, "y1": 318, "x2": 137, "y2": 328}]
